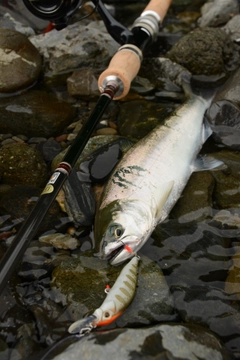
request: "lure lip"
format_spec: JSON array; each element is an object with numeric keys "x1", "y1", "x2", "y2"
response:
[{"x1": 68, "y1": 314, "x2": 98, "y2": 335}]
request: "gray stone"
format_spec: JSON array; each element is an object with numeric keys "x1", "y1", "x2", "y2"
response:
[
  {"x1": 198, "y1": 0, "x2": 239, "y2": 27},
  {"x1": 0, "y1": 90, "x2": 77, "y2": 138},
  {"x1": 0, "y1": 143, "x2": 48, "y2": 187},
  {"x1": 30, "y1": 21, "x2": 118, "y2": 76},
  {"x1": 0, "y1": 28, "x2": 42, "y2": 93},
  {"x1": 51, "y1": 323, "x2": 232, "y2": 360}
]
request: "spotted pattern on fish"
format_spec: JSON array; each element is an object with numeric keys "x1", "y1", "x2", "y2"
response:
[{"x1": 112, "y1": 166, "x2": 147, "y2": 189}]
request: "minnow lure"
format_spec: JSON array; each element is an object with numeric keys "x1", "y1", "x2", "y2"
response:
[{"x1": 68, "y1": 255, "x2": 140, "y2": 336}]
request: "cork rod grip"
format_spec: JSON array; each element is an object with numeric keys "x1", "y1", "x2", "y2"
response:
[
  {"x1": 98, "y1": 0, "x2": 172, "y2": 99},
  {"x1": 143, "y1": 0, "x2": 172, "y2": 21},
  {"x1": 98, "y1": 46, "x2": 141, "y2": 100}
]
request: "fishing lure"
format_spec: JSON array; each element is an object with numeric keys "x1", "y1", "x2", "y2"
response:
[{"x1": 68, "y1": 255, "x2": 140, "y2": 336}]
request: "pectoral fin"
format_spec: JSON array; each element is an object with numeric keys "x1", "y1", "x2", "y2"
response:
[
  {"x1": 192, "y1": 155, "x2": 226, "y2": 172},
  {"x1": 155, "y1": 180, "x2": 174, "y2": 219}
]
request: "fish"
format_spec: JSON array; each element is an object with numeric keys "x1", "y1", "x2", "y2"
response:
[
  {"x1": 68, "y1": 255, "x2": 139, "y2": 336},
  {"x1": 94, "y1": 79, "x2": 225, "y2": 265}
]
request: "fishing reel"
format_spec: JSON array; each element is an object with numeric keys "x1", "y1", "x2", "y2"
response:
[
  {"x1": 22, "y1": 0, "x2": 133, "y2": 43},
  {"x1": 22, "y1": 0, "x2": 83, "y2": 30}
]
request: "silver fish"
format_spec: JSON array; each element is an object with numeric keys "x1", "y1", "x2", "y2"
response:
[
  {"x1": 68, "y1": 255, "x2": 139, "y2": 335},
  {"x1": 94, "y1": 80, "x2": 224, "y2": 265}
]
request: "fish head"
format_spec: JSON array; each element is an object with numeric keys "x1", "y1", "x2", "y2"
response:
[{"x1": 95, "y1": 199, "x2": 153, "y2": 265}]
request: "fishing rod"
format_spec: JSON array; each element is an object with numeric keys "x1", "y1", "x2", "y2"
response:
[{"x1": 0, "y1": 0, "x2": 172, "y2": 295}]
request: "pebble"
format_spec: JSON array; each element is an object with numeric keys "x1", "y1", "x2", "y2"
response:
[{"x1": 95, "y1": 127, "x2": 118, "y2": 136}]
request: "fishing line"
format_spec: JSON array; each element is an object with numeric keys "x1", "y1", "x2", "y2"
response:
[{"x1": 39, "y1": 334, "x2": 80, "y2": 360}]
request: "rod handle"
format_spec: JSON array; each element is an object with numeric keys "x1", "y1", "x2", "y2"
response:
[
  {"x1": 142, "y1": 0, "x2": 172, "y2": 21},
  {"x1": 98, "y1": 0, "x2": 172, "y2": 99},
  {"x1": 98, "y1": 44, "x2": 142, "y2": 100}
]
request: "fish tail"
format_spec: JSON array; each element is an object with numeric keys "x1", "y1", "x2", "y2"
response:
[{"x1": 181, "y1": 75, "x2": 216, "y2": 107}]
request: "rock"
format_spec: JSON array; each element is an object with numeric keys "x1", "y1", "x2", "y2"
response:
[
  {"x1": 67, "y1": 69, "x2": 99, "y2": 99},
  {"x1": 144, "y1": 221, "x2": 231, "y2": 288},
  {"x1": 170, "y1": 171, "x2": 215, "y2": 222},
  {"x1": 0, "y1": 1, "x2": 48, "y2": 32},
  {"x1": 0, "y1": 186, "x2": 62, "y2": 234},
  {"x1": 210, "y1": 150, "x2": 240, "y2": 208},
  {"x1": 37, "y1": 138, "x2": 62, "y2": 163},
  {"x1": 118, "y1": 99, "x2": 176, "y2": 140},
  {"x1": 52, "y1": 135, "x2": 126, "y2": 171},
  {"x1": 30, "y1": 20, "x2": 119, "y2": 76},
  {"x1": 166, "y1": 27, "x2": 239, "y2": 83},
  {"x1": 0, "y1": 28, "x2": 42, "y2": 93},
  {"x1": 0, "y1": 12, "x2": 35, "y2": 37},
  {"x1": 198, "y1": 0, "x2": 239, "y2": 27},
  {"x1": 225, "y1": 242, "x2": 240, "y2": 299},
  {"x1": 140, "y1": 57, "x2": 191, "y2": 91},
  {"x1": 206, "y1": 68, "x2": 240, "y2": 150},
  {"x1": 51, "y1": 253, "x2": 174, "y2": 327},
  {"x1": 223, "y1": 14, "x2": 240, "y2": 42},
  {"x1": 0, "y1": 143, "x2": 48, "y2": 187},
  {"x1": 172, "y1": 285, "x2": 240, "y2": 356},
  {"x1": 0, "y1": 90, "x2": 77, "y2": 138},
  {"x1": 116, "y1": 254, "x2": 175, "y2": 327},
  {"x1": 51, "y1": 323, "x2": 232, "y2": 360},
  {"x1": 39, "y1": 233, "x2": 81, "y2": 250}
]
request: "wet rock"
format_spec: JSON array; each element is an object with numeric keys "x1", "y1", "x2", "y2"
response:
[
  {"x1": 0, "y1": 185, "x2": 62, "y2": 234},
  {"x1": 51, "y1": 323, "x2": 232, "y2": 360},
  {"x1": 170, "y1": 170, "x2": 215, "y2": 222},
  {"x1": 166, "y1": 27, "x2": 239, "y2": 82},
  {"x1": 0, "y1": 1, "x2": 48, "y2": 32},
  {"x1": 0, "y1": 90, "x2": 77, "y2": 138},
  {"x1": 39, "y1": 233, "x2": 81, "y2": 251},
  {"x1": 0, "y1": 12, "x2": 35, "y2": 37},
  {"x1": 144, "y1": 221, "x2": 231, "y2": 288},
  {"x1": 211, "y1": 209, "x2": 240, "y2": 229},
  {"x1": 225, "y1": 242, "x2": 240, "y2": 299},
  {"x1": 0, "y1": 28, "x2": 42, "y2": 93},
  {"x1": 0, "y1": 143, "x2": 48, "y2": 187},
  {"x1": 30, "y1": 21, "x2": 118, "y2": 76},
  {"x1": 223, "y1": 14, "x2": 240, "y2": 42},
  {"x1": 118, "y1": 100, "x2": 176, "y2": 140},
  {"x1": 210, "y1": 150, "x2": 240, "y2": 208},
  {"x1": 67, "y1": 69, "x2": 99, "y2": 99},
  {"x1": 172, "y1": 285, "x2": 240, "y2": 357},
  {"x1": 207, "y1": 68, "x2": 240, "y2": 150},
  {"x1": 37, "y1": 138, "x2": 62, "y2": 163},
  {"x1": 52, "y1": 135, "x2": 127, "y2": 171},
  {"x1": 116, "y1": 254, "x2": 175, "y2": 327},
  {"x1": 198, "y1": 0, "x2": 239, "y2": 27},
  {"x1": 140, "y1": 57, "x2": 191, "y2": 91},
  {"x1": 51, "y1": 254, "x2": 174, "y2": 327}
]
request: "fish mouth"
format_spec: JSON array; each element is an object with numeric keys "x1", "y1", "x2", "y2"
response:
[{"x1": 104, "y1": 242, "x2": 125, "y2": 263}]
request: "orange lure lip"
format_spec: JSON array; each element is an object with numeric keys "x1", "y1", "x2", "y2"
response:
[{"x1": 96, "y1": 312, "x2": 123, "y2": 327}]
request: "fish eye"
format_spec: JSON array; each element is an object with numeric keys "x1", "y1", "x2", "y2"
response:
[
  {"x1": 114, "y1": 228, "x2": 123, "y2": 238},
  {"x1": 104, "y1": 312, "x2": 110, "y2": 318},
  {"x1": 108, "y1": 225, "x2": 124, "y2": 239}
]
